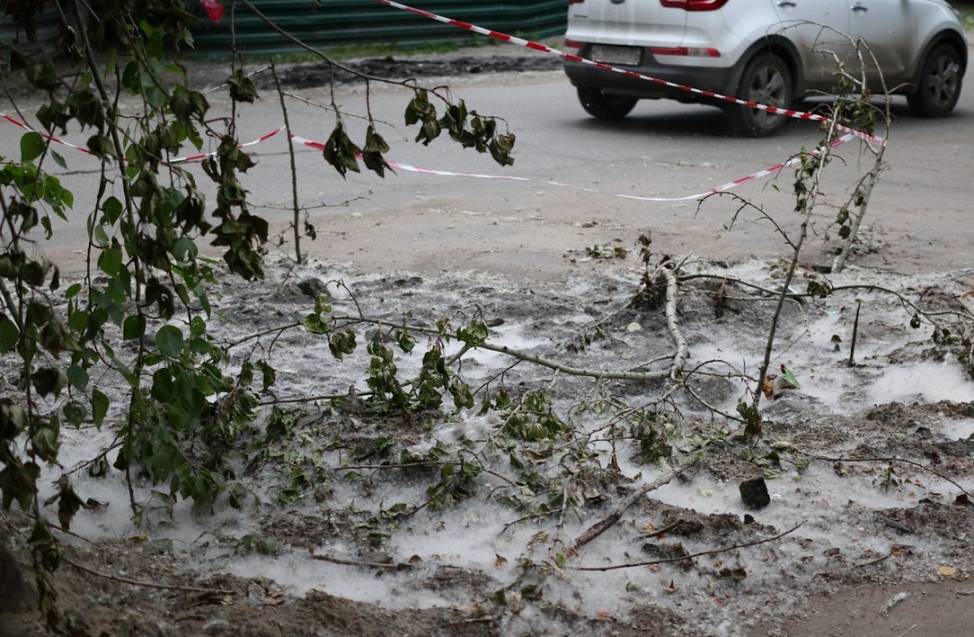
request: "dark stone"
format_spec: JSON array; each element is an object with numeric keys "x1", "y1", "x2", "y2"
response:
[
  {"x1": 393, "y1": 276, "x2": 423, "y2": 288},
  {"x1": 297, "y1": 278, "x2": 327, "y2": 299},
  {"x1": 739, "y1": 477, "x2": 771, "y2": 510}
]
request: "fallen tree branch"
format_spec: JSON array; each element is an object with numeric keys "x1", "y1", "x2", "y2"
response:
[
  {"x1": 310, "y1": 553, "x2": 406, "y2": 569},
  {"x1": 574, "y1": 456, "x2": 699, "y2": 549},
  {"x1": 573, "y1": 521, "x2": 805, "y2": 571},
  {"x1": 661, "y1": 265, "x2": 689, "y2": 379},
  {"x1": 62, "y1": 555, "x2": 236, "y2": 595}
]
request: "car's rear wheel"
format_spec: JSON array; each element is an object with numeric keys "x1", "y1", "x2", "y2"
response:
[
  {"x1": 577, "y1": 87, "x2": 638, "y2": 120},
  {"x1": 727, "y1": 53, "x2": 793, "y2": 137},
  {"x1": 907, "y1": 43, "x2": 963, "y2": 118}
]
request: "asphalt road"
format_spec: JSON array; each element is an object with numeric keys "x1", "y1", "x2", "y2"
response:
[{"x1": 6, "y1": 52, "x2": 974, "y2": 281}]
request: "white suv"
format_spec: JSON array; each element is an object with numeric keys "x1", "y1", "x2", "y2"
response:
[{"x1": 562, "y1": 0, "x2": 968, "y2": 136}]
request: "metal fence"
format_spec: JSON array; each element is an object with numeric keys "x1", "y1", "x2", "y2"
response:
[{"x1": 189, "y1": 0, "x2": 567, "y2": 57}]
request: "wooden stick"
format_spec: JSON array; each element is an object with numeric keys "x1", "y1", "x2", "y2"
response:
[
  {"x1": 310, "y1": 553, "x2": 406, "y2": 569},
  {"x1": 574, "y1": 456, "x2": 698, "y2": 549},
  {"x1": 574, "y1": 522, "x2": 804, "y2": 571},
  {"x1": 849, "y1": 300, "x2": 861, "y2": 366},
  {"x1": 62, "y1": 555, "x2": 235, "y2": 595}
]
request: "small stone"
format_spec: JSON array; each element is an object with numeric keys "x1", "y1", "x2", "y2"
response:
[
  {"x1": 297, "y1": 277, "x2": 327, "y2": 298},
  {"x1": 739, "y1": 477, "x2": 771, "y2": 510}
]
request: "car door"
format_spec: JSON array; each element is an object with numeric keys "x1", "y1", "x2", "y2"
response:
[
  {"x1": 846, "y1": 0, "x2": 915, "y2": 88},
  {"x1": 770, "y1": 0, "x2": 854, "y2": 88}
]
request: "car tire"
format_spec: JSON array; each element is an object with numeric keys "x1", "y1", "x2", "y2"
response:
[
  {"x1": 577, "y1": 87, "x2": 638, "y2": 120},
  {"x1": 726, "y1": 53, "x2": 793, "y2": 138},
  {"x1": 907, "y1": 43, "x2": 963, "y2": 118}
]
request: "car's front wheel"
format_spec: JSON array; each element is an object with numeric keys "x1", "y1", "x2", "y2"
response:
[
  {"x1": 577, "y1": 87, "x2": 638, "y2": 120},
  {"x1": 908, "y1": 43, "x2": 964, "y2": 118},
  {"x1": 726, "y1": 53, "x2": 793, "y2": 137}
]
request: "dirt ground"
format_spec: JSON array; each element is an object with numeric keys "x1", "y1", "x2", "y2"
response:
[{"x1": 2, "y1": 45, "x2": 974, "y2": 637}]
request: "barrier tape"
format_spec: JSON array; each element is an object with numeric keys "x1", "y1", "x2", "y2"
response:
[
  {"x1": 2, "y1": 109, "x2": 853, "y2": 203},
  {"x1": 169, "y1": 126, "x2": 286, "y2": 162},
  {"x1": 372, "y1": 0, "x2": 886, "y2": 148},
  {"x1": 0, "y1": 115, "x2": 286, "y2": 163},
  {"x1": 2, "y1": 112, "x2": 93, "y2": 155},
  {"x1": 292, "y1": 132, "x2": 853, "y2": 202}
]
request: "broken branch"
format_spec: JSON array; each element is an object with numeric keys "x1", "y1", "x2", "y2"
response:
[{"x1": 574, "y1": 456, "x2": 698, "y2": 549}]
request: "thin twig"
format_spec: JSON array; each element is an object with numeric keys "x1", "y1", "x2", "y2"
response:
[
  {"x1": 753, "y1": 116, "x2": 840, "y2": 414},
  {"x1": 62, "y1": 555, "x2": 235, "y2": 595},
  {"x1": 574, "y1": 456, "x2": 698, "y2": 549},
  {"x1": 849, "y1": 300, "x2": 861, "y2": 366},
  {"x1": 852, "y1": 552, "x2": 890, "y2": 568},
  {"x1": 574, "y1": 522, "x2": 805, "y2": 571},
  {"x1": 310, "y1": 553, "x2": 406, "y2": 569},
  {"x1": 636, "y1": 521, "x2": 683, "y2": 540},
  {"x1": 270, "y1": 60, "x2": 305, "y2": 264},
  {"x1": 812, "y1": 454, "x2": 972, "y2": 498}
]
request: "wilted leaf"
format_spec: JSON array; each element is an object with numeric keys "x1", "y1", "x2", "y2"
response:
[
  {"x1": 718, "y1": 567, "x2": 748, "y2": 581},
  {"x1": 30, "y1": 367, "x2": 67, "y2": 398}
]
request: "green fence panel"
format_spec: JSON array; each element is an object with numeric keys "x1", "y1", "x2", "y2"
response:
[{"x1": 189, "y1": 0, "x2": 567, "y2": 57}]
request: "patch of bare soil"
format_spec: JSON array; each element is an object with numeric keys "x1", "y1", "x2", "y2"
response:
[
  {"x1": 255, "y1": 53, "x2": 562, "y2": 91},
  {"x1": 2, "y1": 254, "x2": 973, "y2": 637}
]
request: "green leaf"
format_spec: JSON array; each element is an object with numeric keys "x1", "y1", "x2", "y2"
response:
[
  {"x1": 66, "y1": 364, "x2": 89, "y2": 392},
  {"x1": 102, "y1": 196, "x2": 123, "y2": 224},
  {"x1": 91, "y1": 389, "x2": 109, "y2": 428},
  {"x1": 173, "y1": 237, "x2": 198, "y2": 262},
  {"x1": 0, "y1": 319, "x2": 19, "y2": 354},
  {"x1": 92, "y1": 224, "x2": 110, "y2": 248},
  {"x1": 256, "y1": 360, "x2": 276, "y2": 391},
  {"x1": 63, "y1": 400, "x2": 87, "y2": 427},
  {"x1": 20, "y1": 131, "x2": 45, "y2": 163},
  {"x1": 302, "y1": 313, "x2": 331, "y2": 335},
  {"x1": 779, "y1": 365, "x2": 801, "y2": 389},
  {"x1": 51, "y1": 150, "x2": 67, "y2": 170},
  {"x1": 155, "y1": 325, "x2": 184, "y2": 358},
  {"x1": 98, "y1": 245, "x2": 122, "y2": 277},
  {"x1": 68, "y1": 309, "x2": 89, "y2": 333},
  {"x1": 123, "y1": 314, "x2": 145, "y2": 340}
]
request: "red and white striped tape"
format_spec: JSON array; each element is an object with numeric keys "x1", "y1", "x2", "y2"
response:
[
  {"x1": 372, "y1": 0, "x2": 886, "y2": 148},
  {"x1": 291, "y1": 132, "x2": 853, "y2": 202},
  {"x1": 2, "y1": 109, "x2": 853, "y2": 203},
  {"x1": 0, "y1": 113, "x2": 285, "y2": 163},
  {"x1": 169, "y1": 125, "x2": 286, "y2": 162},
  {"x1": 2, "y1": 111, "x2": 94, "y2": 155}
]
